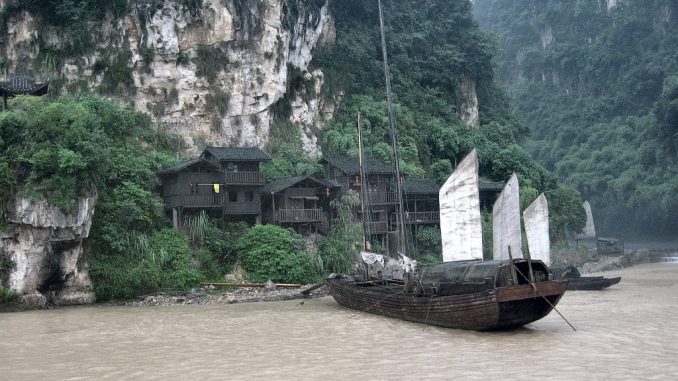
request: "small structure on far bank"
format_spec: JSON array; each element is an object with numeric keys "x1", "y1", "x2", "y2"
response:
[{"x1": 0, "y1": 74, "x2": 49, "y2": 110}]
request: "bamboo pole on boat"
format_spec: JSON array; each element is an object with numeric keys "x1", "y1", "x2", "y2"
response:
[{"x1": 508, "y1": 251, "x2": 576, "y2": 332}]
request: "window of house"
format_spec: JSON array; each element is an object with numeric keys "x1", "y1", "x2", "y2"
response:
[
  {"x1": 244, "y1": 191, "x2": 254, "y2": 202},
  {"x1": 229, "y1": 191, "x2": 238, "y2": 202}
]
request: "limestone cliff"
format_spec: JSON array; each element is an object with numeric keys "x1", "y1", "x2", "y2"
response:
[
  {"x1": 1, "y1": 194, "x2": 97, "y2": 307},
  {"x1": 0, "y1": 0, "x2": 337, "y2": 156}
]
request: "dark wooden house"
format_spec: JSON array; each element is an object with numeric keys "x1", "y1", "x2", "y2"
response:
[
  {"x1": 158, "y1": 146, "x2": 270, "y2": 226},
  {"x1": 261, "y1": 176, "x2": 339, "y2": 235},
  {"x1": 401, "y1": 178, "x2": 440, "y2": 226},
  {"x1": 479, "y1": 178, "x2": 505, "y2": 211},
  {"x1": 320, "y1": 156, "x2": 397, "y2": 247}
]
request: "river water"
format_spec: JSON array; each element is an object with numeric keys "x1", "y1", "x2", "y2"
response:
[{"x1": 1, "y1": 262, "x2": 677, "y2": 380}]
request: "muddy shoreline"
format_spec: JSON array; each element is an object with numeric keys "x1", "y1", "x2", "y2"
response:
[{"x1": 122, "y1": 283, "x2": 329, "y2": 307}]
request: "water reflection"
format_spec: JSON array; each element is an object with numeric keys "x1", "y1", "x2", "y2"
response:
[{"x1": 1, "y1": 263, "x2": 676, "y2": 380}]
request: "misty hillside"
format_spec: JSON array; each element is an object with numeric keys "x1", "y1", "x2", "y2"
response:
[{"x1": 474, "y1": 0, "x2": 678, "y2": 235}]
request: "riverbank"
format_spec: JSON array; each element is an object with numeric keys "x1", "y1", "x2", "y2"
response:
[
  {"x1": 122, "y1": 283, "x2": 329, "y2": 307},
  {"x1": 552, "y1": 247, "x2": 672, "y2": 274}
]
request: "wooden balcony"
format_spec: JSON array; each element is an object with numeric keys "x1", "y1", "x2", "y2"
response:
[
  {"x1": 164, "y1": 194, "x2": 260, "y2": 214},
  {"x1": 365, "y1": 191, "x2": 396, "y2": 205},
  {"x1": 274, "y1": 209, "x2": 322, "y2": 223},
  {"x1": 365, "y1": 221, "x2": 389, "y2": 234},
  {"x1": 223, "y1": 171, "x2": 266, "y2": 185},
  {"x1": 392, "y1": 211, "x2": 440, "y2": 225}
]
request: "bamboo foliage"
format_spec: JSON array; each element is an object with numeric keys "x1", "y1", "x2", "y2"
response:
[{"x1": 183, "y1": 211, "x2": 211, "y2": 246}]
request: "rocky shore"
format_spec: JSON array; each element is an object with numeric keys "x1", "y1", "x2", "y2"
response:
[
  {"x1": 553, "y1": 247, "x2": 673, "y2": 274},
  {"x1": 122, "y1": 283, "x2": 329, "y2": 308}
]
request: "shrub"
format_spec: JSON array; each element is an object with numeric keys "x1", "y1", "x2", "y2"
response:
[
  {"x1": 414, "y1": 226, "x2": 442, "y2": 264},
  {"x1": 90, "y1": 228, "x2": 205, "y2": 300},
  {"x1": 234, "y1": 224, "x2": 319, "y2": 284}
]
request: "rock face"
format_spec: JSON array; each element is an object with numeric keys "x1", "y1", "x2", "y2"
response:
[
  {"x1": 1, "y1": 194, "x2": 97, "y2": 307},
  {"x1": 0, "y1": 0, "x2": 337, "y2": 156}
]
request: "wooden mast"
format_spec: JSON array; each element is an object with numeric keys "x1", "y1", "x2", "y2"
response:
[
  {"x1": 377, "y1": 0, "x2": 408, "y2": 256},
  {"x1": 357, "y1": 111, "x2": 369, "y2": 251}
]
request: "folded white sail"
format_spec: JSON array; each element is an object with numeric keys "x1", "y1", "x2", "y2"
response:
[
  {"x1": 523, "y1": 193, "x2": 550, "y2": 265},
  {"x1": 575, "y1": 200, "x2": 596, "y2": 239},
  {"x1": 439, "y1": 149, "x2": 483, "y2": 262},
  {"x1": 492, "y1": 173, "x2": 522, "y2": 260}
]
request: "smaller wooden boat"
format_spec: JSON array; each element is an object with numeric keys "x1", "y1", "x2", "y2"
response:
[{"x1": 552, "y1": 266, "x2": 621, "y2": 291}]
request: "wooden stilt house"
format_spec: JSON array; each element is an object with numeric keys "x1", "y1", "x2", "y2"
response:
[
  {"x1": 320, "y1": 156, "x2": 396, "y2": 250},
  {"x1": 261, "y1": 176, "x2": 339, "y2": 235},
  {"x1": 158, "y1": 147, "x2": 270, "y2": 226}
]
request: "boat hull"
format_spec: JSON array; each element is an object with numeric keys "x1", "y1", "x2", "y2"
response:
[
  {"x1": 566, "y1": 276, "x2": 621, "y2": 291},
  {"x1": 327, "y1": 278, "x2": 567, "y2": 331}
]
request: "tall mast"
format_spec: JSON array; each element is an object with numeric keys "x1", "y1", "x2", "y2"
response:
[
  {"x1": 377, "y1": 0, "x2": 408, "y2": 256},
  {"x1": 357, "y1": 111, "x2": 369, "y2": 251}
]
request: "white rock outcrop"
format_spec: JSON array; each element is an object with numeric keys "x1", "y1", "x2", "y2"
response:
[
  {"x1": 0, "y1": 0, "x2": 336, "y2": 155},
  {"x1": 2, "y1": 194, "x2": 97, "y2": 307}
]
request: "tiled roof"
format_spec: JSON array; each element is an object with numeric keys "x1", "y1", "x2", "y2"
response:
[
  {"x1": 157, "y1": 157, "x2": 219, "y2": 175},
  {"x1": 321, "y1": 156, "x2": 393, "y2": 175},
  {"x1": 479, "y1": 178, "x2": 505, "y2": 192},
  {"x1": 0, "y1": 74, "x2": 49, "y2": 95},
  {"x1": 262, "y1": 176, "x2": 340, "y2": 194},
  {"x1": 403, "y1": 178, "x2": 438, "y2": 195},
  {"x1": 202, "y1": 146, "x2": 271, "y2": 161}
]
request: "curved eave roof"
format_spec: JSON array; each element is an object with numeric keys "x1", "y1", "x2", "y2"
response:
[
  {"x1": 203, "y1": 146, "x2": 271, "y2": 161},
  {"x1": 157, "y1": 157, "x2": 219, "y2": 175}
]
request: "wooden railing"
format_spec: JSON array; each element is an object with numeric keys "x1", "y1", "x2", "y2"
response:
[
  {"x1": 366, "y1": 221, "x2": 389, "y2": 234},
  {"x1": 365, "y1": 191, "x2": 396, "y2": 205},
  {"x1": 164, "y1": 195, "x2": 260, "y2": 214},
  {"x1": 274, "y1": 209, "x2": 322, "y2": 223},
  {"x1": 166, "y1": 194, "x2": 224, "y2": 208},
  {"x1": 223, "y1": 171, "x2": 266, "y2": 184},
  {"x1": 392, "y1": 211, "x2": 440, "y2": 225}
]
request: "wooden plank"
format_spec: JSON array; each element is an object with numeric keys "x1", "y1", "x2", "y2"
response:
[{"x1": 200, "y1": 282, "x2": 303, "y2": 288}]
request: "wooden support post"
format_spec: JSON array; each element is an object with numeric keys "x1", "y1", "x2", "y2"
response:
[{"x1": 172, "y1": 208, "x2": 179, "y2": 230}]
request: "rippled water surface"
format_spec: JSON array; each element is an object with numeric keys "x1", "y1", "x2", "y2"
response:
[{"x1": 1, "y1": 263, "x2": 677, "y2": 380}]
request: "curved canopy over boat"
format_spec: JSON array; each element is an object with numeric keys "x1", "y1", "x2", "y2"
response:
[{"x1": 420, "y1": 259, "x2": 552, "y2": 296}]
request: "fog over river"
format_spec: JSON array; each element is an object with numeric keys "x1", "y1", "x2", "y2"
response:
[{"x1": 1, "y1": 262, "x2": 677, "y2": 380}]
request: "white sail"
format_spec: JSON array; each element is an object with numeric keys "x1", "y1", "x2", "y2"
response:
[
  {"x1": 575, "y1": 200, "x2": 596, "y2": 239},
  {"x1": 492, "y1": 173, "x2": 522, "y2": 260},
  {"x1": 523, "y1": 193, "x2": 550, "y2": 265},
  {"x1": 439, "y1": 149, "x2": 483, "y2": 262}
]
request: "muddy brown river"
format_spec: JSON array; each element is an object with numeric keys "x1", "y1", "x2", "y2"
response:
[{"x1": 1, "y1": 262, "x2": 677, "y2": 380}]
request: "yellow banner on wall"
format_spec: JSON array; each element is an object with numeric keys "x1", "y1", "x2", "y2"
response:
[{"x1": 213, "y1": 184, "x2": 220, "y2": 193}]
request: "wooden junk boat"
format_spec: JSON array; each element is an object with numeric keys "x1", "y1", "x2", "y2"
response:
[
  {"x1": 327, "y1": 0, "x2": 567, "y2": 331},
  {"x1": 328, "y1": 259, "x2": 567, "y2": 331}
]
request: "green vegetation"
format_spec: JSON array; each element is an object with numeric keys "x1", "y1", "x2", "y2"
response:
[
  {"x1": 261, "y1": 144, "x2": 323, "y2": 182},
  {"x1": 234, "y1": 224, "x2": 320, "y2": 284},
  {"x1": 0, "y1": 95, "x2": 230, "y2": 301},
  {"x1": 318, "y1": 191, "x2": 362, "y2": 274},
  {"x1": 313, "y1": 0, "x2": 584, "y2": 239},
  {"x1": 413, "y1": 226, "x2": 442, "y2": 264},
  {"x1": 0, "y1": 249, "x2": 16, "y2": 303},
  {"x1": 474, "y1": 0, "x2": 678, "y2": 235}
]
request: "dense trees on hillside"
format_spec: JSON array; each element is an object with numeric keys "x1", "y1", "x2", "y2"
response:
[
  {"x1": 312, "y1": 0, "x2": 583, "y2": 236},
  {"x1": 474, "y1": 0, "x2": 678, "y2": 235}
]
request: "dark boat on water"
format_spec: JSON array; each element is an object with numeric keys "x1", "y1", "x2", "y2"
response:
[
  {"x1": 552, "y1": 266, "x2": 621, "y2": 291},
  {"x1": 328, "y1": 259, "x2": 567, "y2": 330}
]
